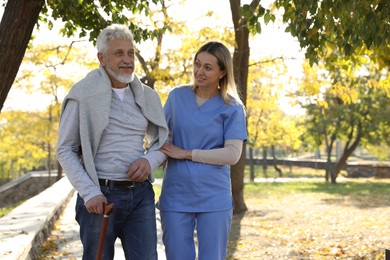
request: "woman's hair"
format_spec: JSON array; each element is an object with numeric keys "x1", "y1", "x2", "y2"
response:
[
  {"x1": 192, "y1": 41, "x2": 242, "y2": 104},
  {"x1": 96, "y1": 24, "x2": 135, "y2": 55}
]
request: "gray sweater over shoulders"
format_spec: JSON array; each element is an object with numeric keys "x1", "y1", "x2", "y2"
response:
[{"x1": 57, "y1": 66, "x2": 168, "y2": 202}]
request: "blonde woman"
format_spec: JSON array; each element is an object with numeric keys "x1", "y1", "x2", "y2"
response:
[{"x1": 158, "y1": 41, "x2": 247, "y2": 260}]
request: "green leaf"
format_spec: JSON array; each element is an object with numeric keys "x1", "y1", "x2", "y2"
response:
[
  {"x1": 264, "y1": 12, "x2": 271, "y2": 25},
  {"x1": 258, "y1": 6, "x2": 265, "y2": 17},
  {"x1": 256, "y1": 22, "x2": 262, "y2": 34}
]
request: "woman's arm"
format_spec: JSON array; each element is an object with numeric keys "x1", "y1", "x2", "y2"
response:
[
  {"x1": 192, "y1": 139, "x2": 243, "y2": 165},
  {"x1": 159, "y1": 139, "x2": 243, "y2": 165}
]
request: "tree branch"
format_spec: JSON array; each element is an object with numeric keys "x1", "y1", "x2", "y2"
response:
[{"x1": 249, "y1": 56, "x2": 296, "y2": 67}]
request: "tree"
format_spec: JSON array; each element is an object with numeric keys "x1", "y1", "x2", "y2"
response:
[
  {"x1": 246, "y1": 56, "x2": 303, "y2": 181},
  {"x1": 227, "y1": 0, "x2": 388, "y2": 182},
  {"x1": 0, "y1": 40, "x2": 96, "y2": 182},
  {"x1": 0, "y1": 0, "x2": 162, "y2": 113},
  {"x1": 131, "y1": 0, "x2": 237, "y2": 100},
  {"x1": 229, "y1": 0, "x2": 253, "y2": 214},
  {"x1": 273, "y1": 0, "x2": 389, "y2": 183},
  {"x1": 15, "y1": 40, "x2": 96, "y2": 180},
  {"x1": 274, "y1": 0, "x2": 390, "y2": 68},
  {"x1": 229, "y1": 0, "x2": 275, "y2": 213},
  {"x1": 0, "y1": 0, "x2": 44, "y2": 112},
  {"x1": 0, "y1": 111, "x2": 47, "y2": 181},
  {"x1": 298, "y1": 54, "x2": 390, "y2": 183}
]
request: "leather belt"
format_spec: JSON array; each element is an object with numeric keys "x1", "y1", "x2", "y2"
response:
[{"x1": 99, "y1": 179, "x2": 140, "y2": 188}]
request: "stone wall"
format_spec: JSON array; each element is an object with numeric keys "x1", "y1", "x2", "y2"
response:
[{"x1": 0, "y1": 176, "x2": 55, "y2": 208}]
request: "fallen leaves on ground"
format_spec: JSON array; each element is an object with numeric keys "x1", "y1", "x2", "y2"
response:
[{"x1": 227, "y1": 192, "x2": 389, "y2": 259}]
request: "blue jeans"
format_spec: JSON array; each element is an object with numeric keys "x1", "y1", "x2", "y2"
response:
[{"x1": 75, "y1": 181, "x2": 157, "y2": 260}]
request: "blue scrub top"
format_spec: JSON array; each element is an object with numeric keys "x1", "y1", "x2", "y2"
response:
[{"x1": 157, "y1": 86, "x2": 247, "y2": 212}]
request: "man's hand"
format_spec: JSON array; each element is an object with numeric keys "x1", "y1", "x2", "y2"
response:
[
  {"x1": 127, "y1": 158, "x2": 151, "y2": 182},
  {"x1": 85, "y1": 195, "x2": 107, "y2": 214}
]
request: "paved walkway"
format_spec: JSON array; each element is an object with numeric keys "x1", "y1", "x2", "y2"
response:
[
  {"x1": 0, "y1": 176, "x2": 166, "y2": 260},
  {"x1": 45, "y1": 186, "x2": 166, "y2": 260}
]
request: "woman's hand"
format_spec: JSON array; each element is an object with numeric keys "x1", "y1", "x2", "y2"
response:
[{"x1": 159, "y1": 142, "x2": 192, "y2": 160}]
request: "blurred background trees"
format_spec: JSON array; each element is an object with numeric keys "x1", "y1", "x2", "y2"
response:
[{"x1": 0, "y1": 0, "x2": 389, "y2": 211}]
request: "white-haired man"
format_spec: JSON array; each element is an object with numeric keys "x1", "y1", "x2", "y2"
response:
[{"x1": 57, "y1": 24, "x2": 168, "y2": 259}]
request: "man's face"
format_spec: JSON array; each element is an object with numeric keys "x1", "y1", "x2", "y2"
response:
[{"x1": 98, "y1": 38, "x2": 135, "y2": 88}]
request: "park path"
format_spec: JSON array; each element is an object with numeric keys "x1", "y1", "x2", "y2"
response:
[
  {"x1": 43, "y1": 190, "x2": 166, "y2": 260},
  {"x1": 41, "y1": 177, "x2": 342, "y2": 259}
]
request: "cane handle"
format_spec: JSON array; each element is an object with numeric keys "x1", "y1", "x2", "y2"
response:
[{"x1": 103, "y1": 202, "x2": 114, "y2": 215}]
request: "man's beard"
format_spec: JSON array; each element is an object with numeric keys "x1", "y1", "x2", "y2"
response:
[{"x1": 106, "y1": 64, "x2": 135, "y2": 84}]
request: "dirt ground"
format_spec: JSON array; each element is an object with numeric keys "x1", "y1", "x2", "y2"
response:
[{"x1": 226, "y1": 188, "x2": 390, "y2": 259}]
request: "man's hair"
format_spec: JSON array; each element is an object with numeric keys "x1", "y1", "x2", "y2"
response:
[{"x1": 96, "y1": 24, "x2": 135, "y2": 55}]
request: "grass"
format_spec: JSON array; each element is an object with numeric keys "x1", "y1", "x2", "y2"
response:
[
  {"x1": 242, "y1": 179, "x2": 390, "y2": 217},
  {"x1": 153, "y1": 167, "x2": 164, "y2": 179},
  {"x1": 244, "y1": 180, "x2": 390, "y2": 199},
  {"x1": 0, "y1": 202, "x2": 23, "y2": 218},
  {"x1": 244, "y1": 164, "x2": 328, "y2": 179},
  {"x1": 154, "y1": 164, "x2": 390, "y2": 200},
  {"x1": 154, "y1": 164, "x2": 328, "y2": 180},
  {"x1": 154, "y1": 167, "x2": 390, "y2": 207}
]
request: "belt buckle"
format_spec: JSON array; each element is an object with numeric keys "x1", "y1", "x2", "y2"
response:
[{"x1": 128, "y1": 181, "x2": 135, "y2": 188}]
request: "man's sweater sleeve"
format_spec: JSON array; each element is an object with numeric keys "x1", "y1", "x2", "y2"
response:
[
  {"x1": 56, "y1": 100, "x2": 102, "y2": 203},
  {"x1": 142, "y1": 150, "x2": 167, "y2": 172}
]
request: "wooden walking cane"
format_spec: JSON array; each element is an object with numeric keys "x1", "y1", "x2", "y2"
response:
[{"x1": 96, "y1": 202, "x2": 114, "y2": 260}]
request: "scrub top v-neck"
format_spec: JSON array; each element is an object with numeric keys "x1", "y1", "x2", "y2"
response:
[{"x1": 157, "y1": 86, "x2": 247, "y2": 212}]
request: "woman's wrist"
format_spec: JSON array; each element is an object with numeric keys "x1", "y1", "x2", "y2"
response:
[{"x1": 186, "y1": 150, "x2": 193, "y2": 160}]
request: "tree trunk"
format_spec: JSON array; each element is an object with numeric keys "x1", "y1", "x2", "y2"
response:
[
  {"x1": 57, "y1": 161, "x2": 63, "y2": 181},
  {"x1": 326, "y1": 137, "x2": 336, "y2": 183},
  {"x1": 10, "y1": 160, "x2": 15, "y2": 179},
  {"x1": 0, "y1": 0, "x2": 44, "y2": 112},
  {"x1": 249, "y1": 147, "x2": 255, "y2": 182},
  {"x1": 229, "y1": 0, "x2": 259, "y2": 214},
  {"x1": 48, "y1": 141, "x2": 52, "y2": 185},
  {"x1": 271, "y1": 145, "x2": 282, "y2": 177},
  {"x1": 140, "y1": 75, "x2": 156, "y2": 89},
  {"x1": 333, "y1": 129, "x2": 362, "y2": 181},
  {"x1": 262, "y1": 146, "x2": 268, "y2": 178},
  {"x1": 325, "y1": 147, "x2": 331, "y2": 182},
  {"x1": 231, "y1": 145, "x2": 247, "y2": 214}
]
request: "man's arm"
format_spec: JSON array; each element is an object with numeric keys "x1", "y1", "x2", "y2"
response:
[
  {"x1": 56, "y1": 100, "x2": 103, "y2": 204},
  {"x1": 128, "y1": 151, "x2": 166, "y2": 182}
]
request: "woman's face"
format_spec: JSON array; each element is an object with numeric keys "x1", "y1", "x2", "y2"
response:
[{"x1": 193, "y1": 52, "x2": 225, "y2": 90}]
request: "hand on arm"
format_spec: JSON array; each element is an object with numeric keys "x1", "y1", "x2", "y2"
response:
[
  {"x1": 159, "y1": 140, "x2": 243, "y2": 165},
  {"x1": 159, "y1": 142, "x2": 192, "y2": 160}
]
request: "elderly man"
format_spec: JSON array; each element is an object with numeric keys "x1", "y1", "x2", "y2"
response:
[{"x1": 56, "y1": 24, "x2": 168, "y2": 260}]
